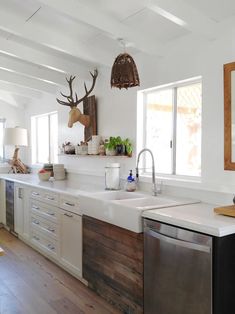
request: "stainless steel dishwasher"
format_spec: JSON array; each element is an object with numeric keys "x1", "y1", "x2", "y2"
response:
[{"x1": 144, "y1": 219, "x2": 212, "y2": 314}]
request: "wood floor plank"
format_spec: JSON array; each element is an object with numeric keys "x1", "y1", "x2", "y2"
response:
[{"x1": 0, "y1": 229, "x2": 120, "y2": 314}]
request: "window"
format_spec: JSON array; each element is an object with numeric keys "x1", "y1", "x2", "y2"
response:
[
  {"x1": 0, "y1": 118, "x2": 5, "y2": 162},
  {"x1": 138, "y1": 78, "x2": 202, "y2": 177},
  {"x1": 31, "y1": 112, "x2": 58, "y2": 164}
]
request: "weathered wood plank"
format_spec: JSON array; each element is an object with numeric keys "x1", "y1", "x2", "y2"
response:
[{"x1": 83, "y1": 216, "x2": 144, "y2": 314}]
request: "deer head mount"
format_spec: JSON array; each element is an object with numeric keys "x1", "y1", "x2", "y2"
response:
[{"x1": 56, "y1": 69, "x2": 98, "y2": 128}]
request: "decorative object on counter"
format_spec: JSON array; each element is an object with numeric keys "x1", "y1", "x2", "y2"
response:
[
  {"x1": 75, "y1": 142, "x2": 88, "y2": 155},
  {"x1": 56, "y1": 70, "x2": 98, "y2": 142},
  {"x1": 105, "y1": 163, "x2": 120, "y2": 190},
  {"x1": 4, "y1": 127, "x2": 30, "y2": 174},
  {"x1": 38, "y1": 169, "x2": 51, "y2": 181},
  {"x1": 62, "y1": 142, "x2": 75, "y2": 154},
  {"x1": 43, "y1": 163, "x2": 53, "y2": 176},
  {"x1": 110, "y1": 39, "x2": 140, "y2": 90},
  {"x1": 53, "y1": 164, "x2": 66, "y2": 180},
  {"x1": 125, "y1": 170, "x2": 136, "y2": 192}
]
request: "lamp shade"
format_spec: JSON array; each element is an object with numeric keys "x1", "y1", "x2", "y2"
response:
[
  {"x1": 110, "y1": 53, "x2": 140, "y2": 89},
  {"x1": 4, "y1": 127, "x2": 28, "y2": 146}
]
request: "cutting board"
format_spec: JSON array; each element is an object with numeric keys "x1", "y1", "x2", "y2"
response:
[{"x1": 214, "y1": 205, "x2": 235, "y2": 217}]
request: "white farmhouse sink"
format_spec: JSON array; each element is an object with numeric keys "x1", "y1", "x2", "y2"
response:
[
  {"x1": 90, "y1": 190, "x2": 146, "y2": 200},
  {"x1": 79, "y1": 191, "x2": 200, "y2": 233}
]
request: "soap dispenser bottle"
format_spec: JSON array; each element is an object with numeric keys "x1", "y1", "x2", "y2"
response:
[{"x1": 125, "y1": 170, "x2": 136, "y2": 192}]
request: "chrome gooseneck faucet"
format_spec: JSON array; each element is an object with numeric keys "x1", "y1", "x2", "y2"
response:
[{"x1": 136, "y1": 148, "x2": 157, "y2": 196}]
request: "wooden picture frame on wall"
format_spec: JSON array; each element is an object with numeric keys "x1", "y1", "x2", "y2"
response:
[{"x1": 224, "y1": 62, "x2": 235, "y2": 170}]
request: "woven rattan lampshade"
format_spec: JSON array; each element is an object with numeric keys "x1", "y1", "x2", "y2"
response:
[{"x1": 110, "y1": 53, "x2": 140, "y2": 89}]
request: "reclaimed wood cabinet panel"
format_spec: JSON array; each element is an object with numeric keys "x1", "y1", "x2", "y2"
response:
[{"x1": 83, "y1": 215, "x2": 143, "y2": 314}]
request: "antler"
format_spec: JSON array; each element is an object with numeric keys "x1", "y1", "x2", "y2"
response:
[
  {"x1": 56, "y1": 70, "x2": 98, "y2": 107},
  {"x1": 56, "y1": 75, "x2": 76, "y2": 107},
  {"x1": 74, "y1": 69, "x2": 98, "y2": 105}
]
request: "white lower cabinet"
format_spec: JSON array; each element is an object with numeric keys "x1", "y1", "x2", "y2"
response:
[
  {"x1": 2, "y1": 181, "x2": 83, "y2": 281},
  {"x1": 59, "y1": 209, "x2": 82, "y2": 277}
]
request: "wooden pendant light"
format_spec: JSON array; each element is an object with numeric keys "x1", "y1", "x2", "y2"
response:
[{"x1": 110, "y1": 52, "x2": 140, "y2": 89}]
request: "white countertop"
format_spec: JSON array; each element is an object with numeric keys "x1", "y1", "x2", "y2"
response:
[
  {"x1": 0, "y1": 174, "x2": 104, "y2": 197},
  {"x1": 2, "y1": 174, "x2": 235, "y2": 236},
  {"x1": 143, "y1": 203, "x2": 235, "y2": 237}
]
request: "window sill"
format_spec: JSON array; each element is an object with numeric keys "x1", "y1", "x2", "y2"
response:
[{"x1": 139, "y1": 173, "x2": 202, "y2": 190}]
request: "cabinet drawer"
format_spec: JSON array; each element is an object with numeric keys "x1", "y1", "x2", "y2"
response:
[
  {"x1": 30, "y1": 200, "x2": 59, "y2": 223},
  {"x1": 31, "y1": 214, "x2": 58, "y2": 239},
  {"x1": 59, "y1": 195, "x2": 80, "y2": 214},
  {"x1": 30, "y1": 188, "x2": 59, "y2": 206},
  {"x1": 31, "y1": 229, "x2": 58, "y2": 257}
]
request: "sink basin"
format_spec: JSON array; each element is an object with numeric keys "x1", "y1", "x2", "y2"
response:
[
  {"x1": 115, "y1": 196, "x2": 179, "y2": 209},
  {"x1": 90, "y1": 190, "x2": 146, "y2": 201}
]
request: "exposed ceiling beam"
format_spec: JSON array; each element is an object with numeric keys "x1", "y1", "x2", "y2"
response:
[
  {"x1": 0, "y1": 9, "x2": 112, "y2": 67},
  {"x1": 38, "y1": 0, "x2": 164, "y2": 56},
  {"x1": 0, "y1": 54, "x2": 67, "y2": 87},
  {"x1": 0, "y1": 80, "x2": 42, "y2": 99},
  {"x1": 0, "y1": 69, "x2": 58, "y2": 94},
  {"x1": 0, "y1": 91, "x2": 19, "y2": 107},
  {"x1": 0, "y1": 35, "x2": 93, "y2": 81},
  {"x1": 0, "y1": 96, "x2": 24, "y2": 109},
  {"x1": 148, "y1": 0, "x2": 218, "y2": 40}
]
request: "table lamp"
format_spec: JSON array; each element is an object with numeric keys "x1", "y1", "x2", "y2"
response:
[{"x1": 4, "y1": 127, "x2": 28, "y2": 173}]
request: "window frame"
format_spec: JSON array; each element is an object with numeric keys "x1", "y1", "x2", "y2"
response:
[
  {"x1": 31, "y1": 111, "x2": 58, "y2": 165},
  {"x1": 0, "y1": 118, "x2": 6, "y2": 163},
  {"x1": 139, "y1": 76, "x2": 202, "y2": 178}
]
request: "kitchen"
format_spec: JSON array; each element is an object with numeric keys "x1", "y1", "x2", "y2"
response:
[{"x1": 1, "y1": 1, "x2": 235, "y2": 313}]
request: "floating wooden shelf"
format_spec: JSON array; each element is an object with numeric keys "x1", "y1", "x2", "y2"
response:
[{"x1": 58, "y1": 154, "x2": 132, "y2": 158}]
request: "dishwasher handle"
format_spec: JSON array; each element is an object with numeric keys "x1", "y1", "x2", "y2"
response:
[{"x1": 146, "y1": 228, "x2": 211, "y2": 253}]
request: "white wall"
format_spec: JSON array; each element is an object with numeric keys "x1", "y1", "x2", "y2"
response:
[{"x1": 22, "y1": 29, "x2": 235, "y2": 195}]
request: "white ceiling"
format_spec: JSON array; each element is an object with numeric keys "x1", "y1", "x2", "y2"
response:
[{"x1": 0, "y1": 0, "x2": 235, "y2": 107}]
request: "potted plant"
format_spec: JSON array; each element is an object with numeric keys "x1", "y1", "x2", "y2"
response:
[
  {"x1": 123, "y1": 138, "x2": 133, "y2": 157},
  {"x1": 115, "y1": 136, "x2": 125, "y2": 155},
  {"x1": 104, "y1": 137, "x2": 117, "y2": 156}
]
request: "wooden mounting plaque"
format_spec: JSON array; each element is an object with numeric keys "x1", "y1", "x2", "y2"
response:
[{"x1": 83, "y1": 95, "x2": 97, "y2": 142}]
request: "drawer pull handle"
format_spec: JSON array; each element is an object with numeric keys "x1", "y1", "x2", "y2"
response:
[
  {"x1": 32, "y1": 205, "x2": 39, "y2": 210},
  {"x1": 32, "y1": 192, "x2": 39, "y2": 196},
  {"x1": 33, "y1": 235, "x2": 40, "y2": 241},
  {"x1": 46, "y1": 196, "x2": 55, "y2": 201},
  {"x1": 33, "y1": 220, "x2": 40, "y2": 225},
  {"x1": 47, "y1": 212, "x2": 55, "y2": 216},
  {"x1": 64, "y1": 202, "x2": 75, "y2": 207},
  {"x1": 48, "y1": 227, "x2": 55, "y2": 232},
  {"x1": 64, "y1": 212, "x2": 73, "y2": 218},
  {"x1": 47, "y1": 244, "x2": 55, "y2": 250}
]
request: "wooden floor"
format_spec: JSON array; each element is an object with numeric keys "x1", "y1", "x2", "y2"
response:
[{"x1": 0, "y1": 228, "x2": 120, "y2": 314}]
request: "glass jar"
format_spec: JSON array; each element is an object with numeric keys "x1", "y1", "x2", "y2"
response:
[{"x1": 105, "y1": 163, "x2": 120, "y2": 190}]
